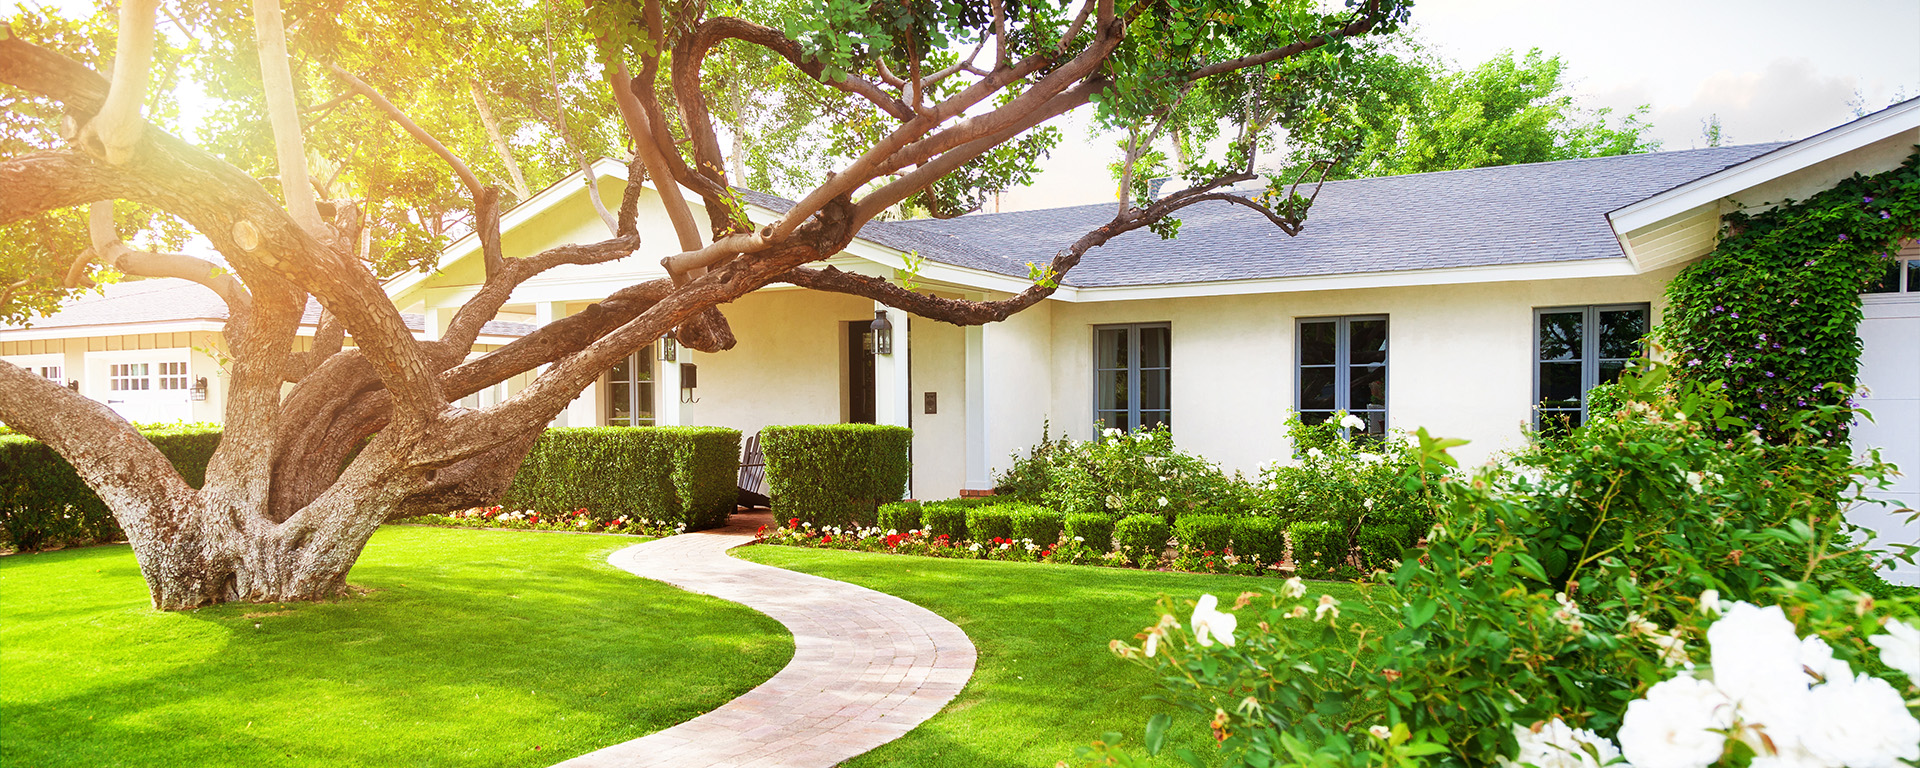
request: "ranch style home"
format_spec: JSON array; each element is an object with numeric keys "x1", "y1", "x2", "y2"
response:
[{"x1": 7, "y1": 100, "x2": 1918, "y2": 581}]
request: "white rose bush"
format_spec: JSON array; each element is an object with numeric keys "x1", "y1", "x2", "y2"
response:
[{"x1": 1083, "y1": 365, "x2": 1919, "y2": 768}]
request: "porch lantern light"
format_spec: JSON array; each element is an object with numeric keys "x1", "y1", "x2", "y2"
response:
[
  {"x1": 190, "y1": 377, "x2": 209, "y2": 402},
  {"x1": 870, "y1": 310, "x2": 894, "y2": 355},
  {"x1": 659, "y1": 335, "x2": 677, "y2": 362}
]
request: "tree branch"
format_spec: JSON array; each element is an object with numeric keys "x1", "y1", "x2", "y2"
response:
[
  {"x1": 328, "y1": 64, "x2": 484, "y2": 196},
  {"x1": 251, "y1": 0, "x2": 328, "y2": 240},
  {"x1": 75, "y1": 0, "x2": 155, "y2": 165}
]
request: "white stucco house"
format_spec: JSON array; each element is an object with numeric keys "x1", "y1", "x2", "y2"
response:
[{"x1": 8, "y1": 100, "x2": 1916, "y2": 579}]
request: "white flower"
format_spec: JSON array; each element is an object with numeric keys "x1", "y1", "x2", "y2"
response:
[
  {"x1": 1368, "y1": 725, "x2": 1392, "y2": 740},
  {"x1": 1132, "y1": 431, "x2": 1151, "y2": 442},
  {"x1": 1281, "y1": 577, "x2": 1306, "y2": 599},
  {"x1": 1867, "y1": 619, "x2": 1920, "y2": 681},
  {"x1": 1795, "y1": 635, "x2": 1852, "y2": 683},
  {"x1": 1801, "y1": 672, "x2": 1920, "y2": 768},
  {"x1": 1500, "y1": 718, "x2": 1622, "y2": 768},
  {"x1": 1316, "y1": 594, "x2": 1341, "y2": 622},
  {"x1": 1306, "y1": 447, "x2": 1325, "y2": 460},
  {"x1": 1157, "y1": 496, "x2": 1169, "y2": 508},
  {"x1": 1102, "y1": 427, "x2": 1122, "y2": 438},
  {"x1": 1685, "y1": 471, "x2": 1706, "y2": 493},
  {"x1": 1698, "y1": 589, "x2": 1725, "y2": 616},
  {"x1": 1356, "y1": 452, "x2": 1383, "y2": 463},
  {"x1": 1708, "y1": 602, "x2": 1803, "y2": 705},
  {"x1": 1617, "y1": 674, "x2": 1734, "y2": 768},
  {"x1": 1340, "y1": 413, "x2": 1366, "y2": 431},
  {"x1": 1191, "y1": 594, "x2": 1238, "y2": 648},
  {"x1": 1144, "y1": 629, "x2": 1161, "y2": 658}
]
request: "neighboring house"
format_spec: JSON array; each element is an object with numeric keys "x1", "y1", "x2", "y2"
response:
[{"x1": 0, "y1": 278, "x2": 537, "y2": 424}]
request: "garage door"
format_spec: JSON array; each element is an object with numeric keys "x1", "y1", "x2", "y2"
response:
[{"x1": 1853, "y1": 253, "x2": 1920, "y2": 585}]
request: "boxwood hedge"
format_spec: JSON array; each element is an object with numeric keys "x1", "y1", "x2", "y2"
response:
[
  {"x1": 762, "y1": 424, "x2": 911, "y2": 528},
  {"x1": 500, "y1": 426, "x2": 742, "y2": 531},
  {"x1": 0, "y1": 424, "x2": 221, "y2": 551}
]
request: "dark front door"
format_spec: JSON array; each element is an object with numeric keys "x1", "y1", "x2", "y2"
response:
[{"x1": 848, "y1": 322, "x2": 876, "y2": 424}]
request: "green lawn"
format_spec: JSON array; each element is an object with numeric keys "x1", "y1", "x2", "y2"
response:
[
  {"x1": 0, "y1": 527, "x2": 791, "y2": 768},
  {"x1": 734, "y1": 545, "x2": 1386, "y2": 768}
]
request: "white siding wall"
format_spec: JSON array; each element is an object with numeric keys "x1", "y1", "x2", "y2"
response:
[{"x1": 1854, "y1": 294, "x2": 1920, "y2": 585}]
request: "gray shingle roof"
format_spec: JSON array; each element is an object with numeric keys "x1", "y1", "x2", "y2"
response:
[
  {"x1": 4, "y1": 278, "x2": 538, "y2": 338},
  {"x1": 732, "y1": 188, "x2": 1024, "y2": 276},
  {"x1": 885, "y1": 143, "x2": 1789, "y2": 287}
]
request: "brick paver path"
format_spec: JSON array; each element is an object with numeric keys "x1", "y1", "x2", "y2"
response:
[{"x1": 550, "y1": 514, "x2": 976, "y2": 768}]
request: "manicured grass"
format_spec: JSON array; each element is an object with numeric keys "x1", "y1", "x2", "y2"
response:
[
  {"x1": 0, "y1": 527, "x2": 791, "y2": 768},
  {"x1": 734, "y1": 545, "x2": 1388, "y2": 768}
]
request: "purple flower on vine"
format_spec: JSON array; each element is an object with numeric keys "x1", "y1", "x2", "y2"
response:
[
  {"x1": 1731, "y1": 312, "x2": 1740, "y2": 318},
  {"x1": 1881, "y1": 211, "x2": 1892, "y2": 219},
  {"x1": 1765, "y1": 371, "x2": 1775, "y2": 378},
  {"x1": 1865, "y1": 196, "x2": 1874, "y2": 203},
  {"x1": 1772, "y1": 343, "x2": 1782, "y2": 350},
  {"x1": 1804, "y1": 260, "x2": 1815, "y2": 266},
  {"x1": 1759, "y1": 333, "x2": 1768, "y2": 341},
  {"x1": 1790, "y1": 299, "x2": 1800, "y2": 306},
  {"x1": 1759, "y1": 403, "x2": 1769, "y2": 410},
  {"x1": 1713, "y1": 304, "x2": 1725, "y2": 312},
  {"x1": 1688, "y1": 359, "x2": 1702, "y2": 367},
  {"x1": 1839, "y1": 234, "x2": 1849, "y2": 242},
  {"x1": 1744, "y1": 358, "x2": 1753, "y2": 364}
]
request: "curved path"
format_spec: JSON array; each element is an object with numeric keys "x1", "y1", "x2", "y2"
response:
[{"x1": 552, "y1": 515, "x2": 976, "y2": 768}]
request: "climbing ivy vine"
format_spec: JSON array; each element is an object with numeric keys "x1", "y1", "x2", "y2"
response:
[{"x1": 1656, "y1": 149, "x2": 1920, "y2": 442}]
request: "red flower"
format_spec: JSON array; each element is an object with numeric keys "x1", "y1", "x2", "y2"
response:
[
  {"x1": 789, "y1": 518, "x2": 801, "y2": 528},
  {"x1": 822, "y1": 535, "x2": 834, "y2": 544}
]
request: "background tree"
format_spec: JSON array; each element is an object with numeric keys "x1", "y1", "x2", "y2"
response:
[
  {"x1": 1277, "y1": 47, "x2": 1659, "y2": 180},
  {"x1": 0, "y1": 0, "x2": 1411, "y2": 609}
]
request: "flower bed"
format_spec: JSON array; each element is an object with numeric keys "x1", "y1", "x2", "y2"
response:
[
  {"x1": 755, "y1": 515, "x2": 1289, "y2": 576},
  {"x1": 396, "y1": 505, "x2": 685, "y2": 537}
]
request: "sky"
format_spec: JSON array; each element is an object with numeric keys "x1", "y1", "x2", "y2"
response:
[{"x1": 998, "y1": 0, "x2": 1920, "y2": 211}]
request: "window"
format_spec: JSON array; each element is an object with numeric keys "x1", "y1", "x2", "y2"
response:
[
  {"x1": 1535, "y1": 304, "x2": 1648, "y2": 432},
  {"x1": 1865, "y1": 254, "x2": 1919, "y2": 294},
  {"x1": 1094, "y1": 324, "x2": 1170, "y2": 432},
  {"x1": 606, "y1": 351, "x2": 655, "y2": 427},
  {"x1": 109, "y1": 363, "x2": 150, "y2": 391},
  {"x1": 37, "y1": 366, "x2": 61, "y2": 381},
  {"x1": 157, "y1": 362, "x2": 189, "y2": 390},
  {"x1": 1296, "y1": 316, "x2": 1387, "y2": 438}
]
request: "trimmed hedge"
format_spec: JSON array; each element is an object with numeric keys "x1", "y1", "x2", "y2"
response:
[
  {"x1": 924, "y1": 504, "x2": 968, "y2": 541},
  {"x1": 1008, "y1": 505, "x2": 1065, "y2": 545},
  {"x1": 1173, "y1": 513, "x2": 1232, "y2": 554},
  {"x1": 0, "y1": 424, "x2": 222, "y2": 551},
  {"x1": 1230, "y1": 516, "x2": 1287, "y2": 567},
  {"x1": 1288, "y1": 520, "x2": 1348, "y2": 578},
  {"x1": 1114, "y1": 513, "x2": 1171, "y2": 566},
  {"x1": 501, "y1": 426, "x2": 741, "y2": 531},
  {"x1": 1064, "y1": 513, "x2": 1115, "y2": 552},
  {"x1": 878, "y1": 500, "x2": 923, "y2": 533},
  {"x1": 1357, "y1": 523, "x2": 1409, "y2": 571},
  {"x1": 965, "y1": 507, "x2": 1015, "y2": 543},
  {"x1": 762, "y1": 424, "x2": 911, "y2": 528}
]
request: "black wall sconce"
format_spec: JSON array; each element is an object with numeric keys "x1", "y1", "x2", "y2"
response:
[
  {"x1": 67, "y1": 379, "x2": 80, "y2": 391},
  {"x1": 659, "y1": 335, "x2": 677, "y2": 363},
  {"x1": 189, "y1": 377, "x2": 209, "y2": 402},
  {"x1": 869, "y1": 310, "x2": 894, "y2": 355},
  {"x1": 679, "y1": 362, "x2": 699, "y2": 403}
]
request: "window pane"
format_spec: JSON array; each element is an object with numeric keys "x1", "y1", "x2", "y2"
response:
[
  {"x1": 1139, "y1": 326, "x2": 1170, "y2": 369},
  {"x1": 1098, "y1": 370, "x2": 1127, "y2": 412},
  {"x1": 1598, "y1": 360, "x2": 1628, "y2": 386},
  {"x1": 1597, "y1": 309, "x2": 1646, "y2": 360},
  {"x1": 635, "y1": 382, "x2": 655, "y2": 425},
  {"x1": 1867, "y1": 258, "x2": 1901, "y2": 293},
  {"x1": 632, "y1": 354, "x2": 653, "y2": 382},
  {"x1": 1538, "y1": 410, "x2": 1582, "y2": 436},
  {"x1": 1141, "y1": 368, "x2": 1169, "y2": 412},
  {"x1": 1097, "y1": 328, "x2": 1128, "y2": 369},
  {"x1": 1907, "y1": 259, "x2": 1919, "y2": 292},
  {"x1": 1350, "y1": 319, "x2": 1387, "y2": 365},
  {"x1": 1353, "y1": 410, "x2": 1387, "y2": 439},
  {"x1": 1299, "y1": 410, "x2": 1332, "y2": 425},
  {"x1": 1097, "y1": 410, "x2": 1130, "y2": 432},
  {"x1": 608, "y1": 382, "x2": 632, "y2": 426},
  {"x1": 1538, "y1": 311, "x2": 1582, "y2": 361},
  {"x1": 1539, "y1": 361, "x2": 1582, "y2": 408},
  {"x1": 1141, "y1": 411, "x2": 1170, "y2": 431},
  {"x1": 610, "y1": 356, "x2": 630, "y2": 384},
  {"x1": 1300, "y1": 321, "x2": 1336, "y2": 365},
  {"x1": 1301, "y1": 367, "x2": 1337, "y2": 410},
  {"x1": 1350, "y1": 364, "x2": 1386, "y2": 409}
]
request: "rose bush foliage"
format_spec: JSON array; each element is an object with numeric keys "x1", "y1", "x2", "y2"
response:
[{"x1": 1088, "y1": 364, "x2": 1919, "y2": 768}]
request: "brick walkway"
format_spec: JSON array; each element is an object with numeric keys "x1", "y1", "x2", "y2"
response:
[{"x1": 550, "y1": 513, "x2": 976, "y2": 768}]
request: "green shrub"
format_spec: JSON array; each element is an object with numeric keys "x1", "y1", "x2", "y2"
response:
[
  {"x1": 1008, "y1": 505, "x2": 1065, "y2": 545},
  {"x1": 1260, "y1": 413, "x2": 1437, "y2": 539},
  {"x1": 1229, "y1": 516, "x2": 1287, "y2": 566},
  {"x1": 762, "y1": 424, "x2": 911, "y2": 528},
  {"x1": 500, "y1": 426, "x2": 741, "y2": 531},
  {"x1": 878, "y1": 500, "x2": 923, "y2": 533},
  {"x1": 1287, "y1": 520, "x2": 1348, "y2": 578},
  {"x1": 1355, "y1": 523, "x2": 1409, "y2": 571},
  {"x1": 1064, "y1": 513, "x2": 1115, "y2": 552},
  {"x1": 1173, "y1": 513, "x2": 1232, "y2": 554},
  {"x1": 924, "y1": 504, "x2": 968, "y2": 541},
  {"x1": 997, "y1": 425, "x2": 1242, "y2": 519},
  {"x1": 1113, "y1": 514, "x2": 1172, "y2": 566},
  {"x1": 0, "y1": 424, "x2": 221, "y2": 551},
  {"x1": 965, "y1": 506, "x2": 1014, "y2": 542}
]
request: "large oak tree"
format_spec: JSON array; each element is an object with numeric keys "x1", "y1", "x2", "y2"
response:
[{"x1": 0, "y1": 0, "x2": 1409, "y2": 609}]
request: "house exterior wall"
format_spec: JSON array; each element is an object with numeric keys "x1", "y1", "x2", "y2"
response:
[
  {"x1": 3, "y1": 332, "x2": 228, "y2": 424},
  {"x1": 909, "y1": 315, "x2": 968, "y2": 500},
  {"x1": 1030, "y1": 267, "x2": 1683, "y2": 475},
  {"x1": 675, "y1": 287, "x2": 875, "y2": 438},
  {"x1": 1855, "y1": 292, "x2": 1920, "y2": 583}
]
